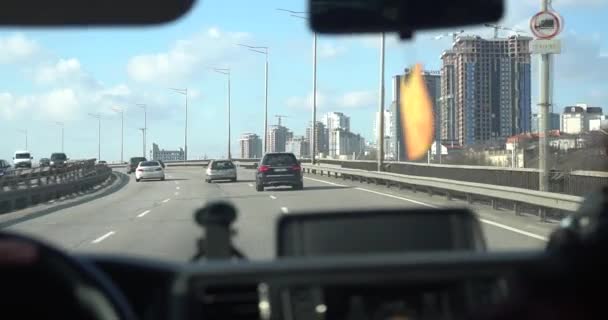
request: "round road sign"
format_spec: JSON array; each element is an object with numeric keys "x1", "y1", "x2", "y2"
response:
[{"x1": 530, "y1": 10, "x2": 562, "y2": 39}]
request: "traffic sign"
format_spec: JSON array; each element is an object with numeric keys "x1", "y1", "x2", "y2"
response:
[
  {"x1": 530, "y1": 10, "x2": 562, "y2": 39},
  {"x1": 530, "y1": 39, "x2": 562, "y2": 54}
]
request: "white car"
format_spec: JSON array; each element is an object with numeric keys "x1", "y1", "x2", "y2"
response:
[
  {"x1": 135, "y1": 161, "x2": 165, "y2": 182},
  {"x1": 205, "y1": 160, "x2": 237, "y2": 183}
]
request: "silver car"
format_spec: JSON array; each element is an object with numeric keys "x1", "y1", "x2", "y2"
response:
[{"x1": 205, "y1": 160, "x2": 237, "y2": 183}]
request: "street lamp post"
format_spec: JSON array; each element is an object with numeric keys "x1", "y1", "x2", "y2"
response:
[
  {"x1": 170, "y1": 89, "x2": 188, "y2": 162},
  {"x1": 111, "y1": 107, "x2": 124, "y2": 163},
  {"x1": 378, "y1": 33, "x2": 386, "y2": 172},
  {"x1": 17, "y1": 129, "x2": 28, "y2": 150},
  {"x1": 136, "y1": 104, "x2": 147, "y2": 159},
  {"x1": 138, "y1": 128, "x2": 146, "y2": 157},
  {"x1": 88, "y1": 113, "x2": 101, "y2": 161},
  {"x1": 276, "y1": 9, "x2": 318, "y2": 163},
  {"x1": 55, "y1": 122, "x2": 64, "y2": 152},
  {"x1": 212, "y1": 68, "x2": 232, "y2": 159},
  {"x1": 238, "y1": 43, "x2": 269, "y2": 154}
]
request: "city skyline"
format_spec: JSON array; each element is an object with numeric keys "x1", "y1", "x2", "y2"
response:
[{"x1": 0, "y1": 0, "x2": 605, "y2": 161}]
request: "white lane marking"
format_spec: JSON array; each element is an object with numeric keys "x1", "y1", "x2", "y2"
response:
[
  {"x1": 49, "y1": 200, "x2": 55, "y2": 203},
  {"x1": 304, "y1": 177, "x2": 346, "y2": 187},
  {"x1": 354, "y1": 187, "x2": 437, "y2": 208},
  {"x1": 162, "y1": 198, "x2": 170, "y2": 203},
  {"x1": 248, "y1": 183, "x2": 253, "y2": 187},
  {"x1": 307, "y1": 176, "x2": 547, "y2": 241},
  {"x1": 281, "y1": 207, "x2": 289, "y2": 214},
  {"x1": 270, "y1": 195, "x2": 277, "y2": 200},
  {"x1": 168, "y1": 175, "x2": 173, "y2": 178},
  {"x1": 92, "y1": 231, "x2": 115, "y2": 244},
  {"x1": 176, "y1": 186, "x2": 180, "y2": 190},
  {"x1": 480, "y1": 219, "x2": 548, "y2": 241},
  {"x1": 137, "y1": 210, "x2": 151, "y2": 218},
  {"x1": 174, "y1": 192, "x2": 179, "y2": 196}
]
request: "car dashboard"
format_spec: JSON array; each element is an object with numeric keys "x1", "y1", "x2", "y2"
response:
[{"x1": 80, "y1": 250, "x2": 545, "y2": 320}]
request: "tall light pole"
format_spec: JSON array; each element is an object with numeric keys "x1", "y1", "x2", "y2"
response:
[
  {"x1": 111, "y1": 107, "x2": 124, "y2": 163},
  {"x1": 55, "y1": 122, "x2": 64, "y2": 152},
  {"x1": 88, "y1": 113, "x2": 101, "y2": 161},
  {"x1": 136, "y1": 104, "x2": 147, "y2": 159},
  {"x1": 378, "y1": 33, "x2": 386, "y2": 171},
  {"x1": 212, "y1": 68, "x2": 232, "y2": 159},
  {"x1": 170, "y1": 89, "x2": 188, "y2": 161},
  {"x1": 17, "y1": 129, "x2": 28, "y2": 150},
  {"x1": 538, "y1": 0, "x2": 551, "y2": 192},
  {"x1": 276, "y1": 9, "x2": 318, "y2": 163},
  {"x1": 138, "y1": 128, "x2": 146, "y2": 157},
  {"x1": 238, "y1": 43, "x2": 269, "y2": 154}
]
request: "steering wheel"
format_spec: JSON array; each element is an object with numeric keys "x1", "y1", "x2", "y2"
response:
[{"x1": 0, "y1": 231, "x2": 136, "y2": 320}]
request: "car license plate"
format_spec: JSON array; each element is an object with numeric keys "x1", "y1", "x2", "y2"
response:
[{"x1": 275, "y1": 168, "x2": 287, "y2": 172}]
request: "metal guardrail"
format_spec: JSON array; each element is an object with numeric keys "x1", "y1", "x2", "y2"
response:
[
  {"x1": 315, "y1": 159, "x2": 607, "y2": 197},
  {"x1": 302, "y1": 164, "x2": 584, "y2": 221},
  {"x1": 0, "y1": 159, "x2": 112, "y2": 213}
]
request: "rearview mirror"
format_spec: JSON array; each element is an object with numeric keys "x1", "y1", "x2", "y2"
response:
[
  {"x1": 309, "y1": 0, "x2": 504, "y2": 38},
  {"x1": 0, "y1": 0, "x2": 195, "y2": 26}
]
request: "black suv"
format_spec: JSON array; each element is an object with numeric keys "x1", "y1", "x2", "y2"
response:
[
  {"x1": 50, "y1": 153, "x2": 68, "y2": 168},
  {"x1": 255, "y1": 152, "x2": 303, "y2": 191},
  {"x1": 128, "y1": 157, "x2": 147, "y2": 174}
]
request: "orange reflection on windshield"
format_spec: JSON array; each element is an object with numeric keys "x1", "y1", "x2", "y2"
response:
[{"x1": 399, "y1": 63, "x2": 434, "y2": 161}]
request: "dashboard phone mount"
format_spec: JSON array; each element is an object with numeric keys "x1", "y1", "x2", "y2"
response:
[{"x1": 192, "y1": 201, "x2": 245, "y2": 260}]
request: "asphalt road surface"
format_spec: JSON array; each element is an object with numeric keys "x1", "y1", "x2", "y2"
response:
[{"x1": 7, "y1": 167, "x2": 555, "y2": 262}]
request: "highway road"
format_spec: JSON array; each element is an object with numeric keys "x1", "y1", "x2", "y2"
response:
[{"x1": 6, "y1": 167, "x2": 555, "y2": 262}]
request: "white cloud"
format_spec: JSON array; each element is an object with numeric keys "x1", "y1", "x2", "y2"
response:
[
  {"x1": 319, "y1": 43, "x2": 347, "y2": 58},
  {"x1": 35, "y1": 58, "x2": 85, "y2": 84},
  {"x1": 127, "y1": 27, "x2": 251, "y2": 83},
  {"x1": 0, "y1": 33, "x2": 41, "y2": 64},
  {"x1": 286, "y1": 90, "x2": 376, "y2": 110}
]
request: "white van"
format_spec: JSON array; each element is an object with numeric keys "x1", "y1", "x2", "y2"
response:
[{"x1": 13, "y1": 150, "x2": 33, "y2": 169}]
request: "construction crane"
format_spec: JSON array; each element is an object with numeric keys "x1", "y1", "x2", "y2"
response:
[
  {"x1": 483, "y1": 23, "x2": 529, "y2": 38},
  {"x1": 434, "y1": 30, "x2": 465, "y2": 41},
  {"x1": 275, "y1": 115, "x2": 289, "y2": 127}
]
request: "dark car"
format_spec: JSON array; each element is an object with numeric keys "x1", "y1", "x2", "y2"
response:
[
  {"x1": 128, "y1": 157, "x2": 147, "y2": 174},
  {"x1": 255, "y1": 152, "x2": 303, "y2": 191},
  {"x1": 50, "y1": 153, "x2": 68, "y2": 168},
  {"x1": 39, "y1": 158, "x2": 51, "y2": 167},
  {"x1": 0, "y1": 159, "x2": 12, "y2": 177}
]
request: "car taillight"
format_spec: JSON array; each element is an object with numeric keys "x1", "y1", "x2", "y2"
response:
[
  {"x1": 258, "y1": 165, "x2": 270, "y2": 173},
  {"x1": 137, "y1": 168, "x2": 143, "y2": 172},
  {"x1": 291, "y1": 165, "x2": 301, "y2": 171}
]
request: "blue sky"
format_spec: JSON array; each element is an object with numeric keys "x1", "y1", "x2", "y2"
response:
[{"x1": 0, "y1": 0, "x2": 607, "y2": 161}]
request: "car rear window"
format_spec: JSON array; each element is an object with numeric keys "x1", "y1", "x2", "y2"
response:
[
  {"x1": 140, "y1": 161, "x2": 159, "y2": 167},
  {"x1": 51, "y1": 153, "x2": 67, "y2": 160},
  {"x1": 130, "y1": 157, "x2": 146, "y2": 164},
  {"x1": 211, "y1": 161, "x2": 235, "y2": 170},
  {"x1": 15, "y1": 153, "x2": 30, "y2": 159},
  {"x1": 263, "y1": 154, "x2": 297, "y2": 166}
]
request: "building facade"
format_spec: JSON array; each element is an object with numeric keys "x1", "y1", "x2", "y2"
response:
[
  {"x1": 561, "y1": 104, "x2": 605, "y2": 134},
  {"x1": 306, "y1": 121, "x2": 328, "y2": 156},
  {"x1": 286, "y1": 136, "x2": 310, "y2": 158},
  {"x1": 531, "y1": 113, "x2": 560, "y2": 133},
  {"x1": 324, "y1": 112, "x2": 350, "y2": 132},
  {"x1": 239, "y1": 133, "x2": 262, "y2": 159},
  {"x1": 440, "y1": 35, "x2": 532, "y2": 146},
  {"x1": 328, "y1": 128, "x2": 365, "y2": 159},
  {"x1": 152, "y1": 143, "x2": 185, "y2": 161},
  {"x1": 266, "y1": 125, "x2": 291, "y2": 153}
]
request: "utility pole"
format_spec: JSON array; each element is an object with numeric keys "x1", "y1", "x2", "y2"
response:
[
  {"x1": 377, "y1": 33, "x2": 386, "y2": 171},
  {"x1": 136, "y1": 104, "x2": 147, "y2": 159},
  {"x1": 238, "y1": 44, "x2": 269, "y2": 155},
  {"x1": 88, "y1": 113, "x2": 101, "y2": 161},
  {"x1": 538, "y1": 0, "x2": 551, "y2": 192},
  {"x1": 111, "y1": 107, "x2": 124, "y2": 163}
]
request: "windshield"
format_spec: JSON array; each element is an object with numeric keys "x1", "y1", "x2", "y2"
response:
[
  {"x1": 51, "y1": 154, "x2": 67, "y2": 160},
  {"x1": 0, "y1": 0, "x2": 603, "y2": 262}
]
